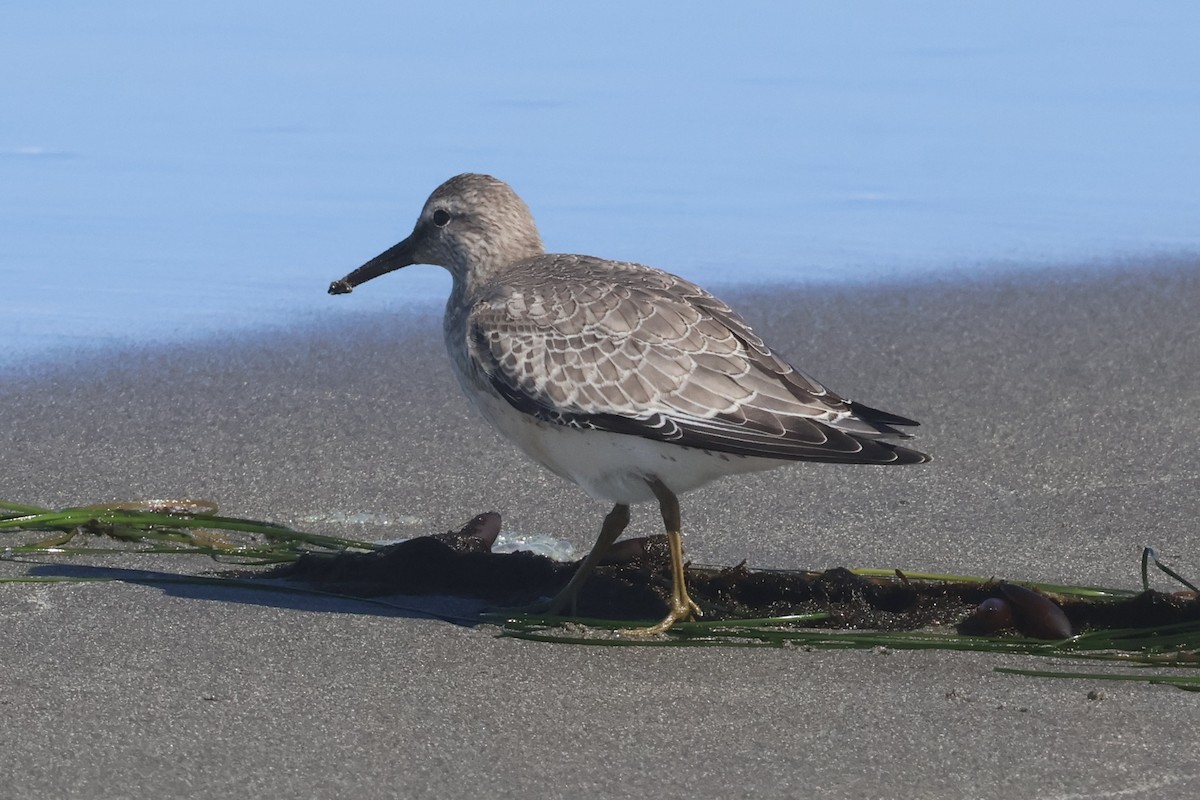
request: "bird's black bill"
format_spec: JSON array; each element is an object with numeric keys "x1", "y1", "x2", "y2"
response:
[{"x1": 328, "y1": 234, "x2": 418, "y2": 295}]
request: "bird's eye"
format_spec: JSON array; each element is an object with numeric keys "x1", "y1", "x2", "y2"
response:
[{"x1": 432, "y1": 209, "x2": 451, "y2": 227}]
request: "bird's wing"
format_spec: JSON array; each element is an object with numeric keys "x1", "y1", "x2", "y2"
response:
[{"x1": 466, "y1": 255, "x2": 927, "y2": 464}]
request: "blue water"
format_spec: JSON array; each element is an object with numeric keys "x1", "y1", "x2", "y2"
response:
[{"x1": 3, "y1": 2, "x2": 1199, "y2": 369}]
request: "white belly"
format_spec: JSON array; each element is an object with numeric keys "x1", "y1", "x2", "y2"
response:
[{"x1": 469, "y1": 388, "x2": 786, "y2": 505}]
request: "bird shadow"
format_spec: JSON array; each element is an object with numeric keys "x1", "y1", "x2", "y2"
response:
[{"x1": 21, "y1": 561, "x2": 489, "y2": 626}]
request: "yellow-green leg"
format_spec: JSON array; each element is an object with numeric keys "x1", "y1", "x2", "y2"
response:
[
  {"x1": 542, "y1": 481, "x2": 701, "y2": 634},
  {"x1": 543, "y1": 502, "x2": 630, "y2": 616},
  {"x1": 626, "y1": 479, "x2": 702, "y2": 635}
]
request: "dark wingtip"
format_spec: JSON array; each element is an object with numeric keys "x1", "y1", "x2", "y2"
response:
[
  {"x1": 328, "y1": 279, "x2": 354, "y2": 295},
  {"x1": 892, "y1": 444, "x2": 932, "y2": 464},
  {"x1": 855, "y1": 437, "x2": 930, "y2": 465},
  {"x1": 849, "y1": 400, "x2": 921, "y2": 429}
]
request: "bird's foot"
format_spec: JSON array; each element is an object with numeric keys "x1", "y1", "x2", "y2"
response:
[{"x1": 619, "y1": 594, "x2": 703, "y2": 637}]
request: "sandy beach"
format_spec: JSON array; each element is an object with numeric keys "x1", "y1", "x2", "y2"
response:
[{"x1": 2, "y1": 258, "x2": 1198, "y2": 799}]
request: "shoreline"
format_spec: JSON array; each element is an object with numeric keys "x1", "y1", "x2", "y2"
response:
[{"x1": 5, "y1": 250, "x2": 1197, "y2": 382}]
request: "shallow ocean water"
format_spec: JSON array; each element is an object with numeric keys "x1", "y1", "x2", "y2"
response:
[{"x1": 3, "y1": 1, "x2": 1199, "y2": 371}]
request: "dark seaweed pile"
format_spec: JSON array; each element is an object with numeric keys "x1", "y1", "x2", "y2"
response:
[{"x1": 273, "y1": 513, "x2": 1200, "y2": 637}]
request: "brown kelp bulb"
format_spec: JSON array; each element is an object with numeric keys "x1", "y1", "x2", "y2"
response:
[
  {"x1": 440, "y1": 511, "x2": 503, "y2": 552},
  {"x1": 998, "y1": 582, "x2": 1073, "y2": 640},
  {"x1": 459, "y1": 511, "x2": 502, "y2": 549},
  {"x1": 972, "y1": 597, "x2": 1015, "y2": 632}
]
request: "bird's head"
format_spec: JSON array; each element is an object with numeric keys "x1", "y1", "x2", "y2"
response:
[{"x1": 328, "y1": 173, "x2": 545, "y2": 295}]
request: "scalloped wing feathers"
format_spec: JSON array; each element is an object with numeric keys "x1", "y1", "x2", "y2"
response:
[{"x1": 466, "y1": 255, "x2": 928, "y2": 465}]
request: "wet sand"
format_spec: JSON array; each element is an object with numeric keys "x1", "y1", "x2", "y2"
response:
[{"x1": 2, "y1": 258, "x2": 1199, "y2": 799}]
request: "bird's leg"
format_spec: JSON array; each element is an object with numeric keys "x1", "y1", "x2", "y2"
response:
[
  {"x1": 624, "y1": 479, "x2": 702, "y2": 635},
  {"x1": 542, "y1": 503, "x2": 631, "y2": 617}
]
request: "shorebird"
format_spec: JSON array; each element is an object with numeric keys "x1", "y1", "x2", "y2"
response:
[{"x1": 329, "y1": 174, "x2": 929, "y2": 633}]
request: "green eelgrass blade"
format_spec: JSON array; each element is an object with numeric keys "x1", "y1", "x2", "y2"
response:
[
  {"x1": 0, "y1": 503, "x2": 380, "y2": 563},
  {"x1": 0, "y1": 500, "x2": 53, "y2": 516},
  {"x1": 846, "y1": 568, "x2": 1132, "y2": 598},
  {"x1": 724, "y1": 565, "x2": 1131, "y2": 599},
  {"x1": 496, "y1": 615, "x2": 1200, "y2": 670},
  {"x1": 996, "y1": 665, "x2": 1200, "y2": 690},
  {"x1": 1, "y1": 544, "x2": 299, "y2": 562},
  {"x1": 483, "y1": 611, "x2": 829, "y2": 629},
  {"x1": 1141, "y1": 546, "x2": 1199, "y2": 593}
]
